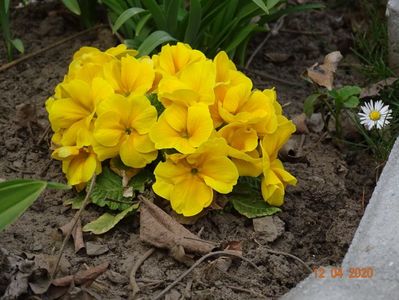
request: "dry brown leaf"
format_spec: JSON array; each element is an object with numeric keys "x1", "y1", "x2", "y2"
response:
[
  {"x1": 109, "y1": 158, "x2": 140, "y2": 186},
  {"x1": 360, "y1": 77, "x2": 398, "y2": 98},
  {"x1": 59, "y1": 217, "x2": 85, "y2": 253},
  {"x1": 264, "y1": 52, "x2": 291, "y2": 63},
  {"x1": 140, "y1": 199, "x2": 215, "y2": 254},
  {"x1": 224, "y1": 240, "x2": 242, "y2": 255},
  {"x1": 307, "y1": 51, "x2": 343, "y2": 90},
  {"x1": 279, "y1": 136, "x2": 308, "y2": 164},
  {"x1": 52, "y1": 262, "x2": 109, "y2": 287},
  {"x1": 292, "y1": 113, "x2": 309, "y2": 134}
]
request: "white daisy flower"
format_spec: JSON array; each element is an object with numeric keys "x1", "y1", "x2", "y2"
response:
[{"x1": 358, "y1": 100, "x2": 392, "y2": 130}]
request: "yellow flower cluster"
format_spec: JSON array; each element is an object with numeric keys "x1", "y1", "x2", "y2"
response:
[{"x1": 46, "y1": 42, "x2": 297, "y2": 216}]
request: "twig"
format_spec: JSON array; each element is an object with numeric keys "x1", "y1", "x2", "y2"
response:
[
  {"x1": 246, "y1": 17, "x2": 285, "y2": 68},
  {"x1": 242, "y1": 68, "x2": 302, "y2": 87},
  {"x1": 153, "y1": 250, "x2": 260, "y2": 300},
  {"x1": 129, "y1": 248, "x2": 156, "y2": 300},
  {"x1": 51, "y1": 175, "x2": 97, "y2": 280},
  {"x1": 227, "y1": 285, "x2": 269, "y2": 299},
  {"x1": 0, "y1": 24, "x2": 106, "y2": 72},
  {"x1": 37, "y1": 125, "x2": 50, "y2": 146},
  {"x1": 280, "y1": 28, "x2": 328, "y2": 35}
]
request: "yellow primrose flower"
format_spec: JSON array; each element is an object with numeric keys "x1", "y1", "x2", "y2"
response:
[
  {"x1": 217, "y1": 122, "x2": 258, "y2": 152},
  {"x1": 103, "y1": 55, "x2": 154, "y2": 96},
  {"x1": 260, "y1": 117, "x2": 297, "y2": 206},
  {"x1": 157, "y1": 60, "x2": 216, "y2": 107},
  {"x1": 150, "y1": 104, "x2": 214, "y2": 154},
  {"x1": 152, "y1": 138, "x2": 239, "y2": 216},
  {"x1": 210, "y1": 51, "x2": 252, "y2": 127},
  {"x1": 93, "y1": 94, "x2": 158, "y2": 168},
  {"x1": 105, "y1": 44, "x2": 138, "y2": 58},
  {"x1": 153, "y1": 42, "x2": 206, "y2": 77},
  {"x1": 46, "y1": 78, "x2": 114, "y2": 146},
  {"x1": 218, "y1": 89, "x2": 278, "y2": 135},
  {"x1": 52, "y1": 145, "x2": 101, "y2": 186},
  {"x1": 261, "y1": 158, "x2": 297, "y2": 206}
]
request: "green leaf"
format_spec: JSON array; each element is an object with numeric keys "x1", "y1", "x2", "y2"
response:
[
  {"x1": 184, "y1": 0, "x2": 201, "y2": 44},
  {"x1": 230, "y1": 194, "x2": 281, "y2": 218},
  {"x1": 112, "y1": 7, "x2": 146, "y2": 33},
  {"x1": 166, "y1": 0, "x2": 181, "y2": 35},
  {"x1": 343, "y1": 96, "x2": 360, "y2": 108},
  {"x1": 303, "y1": 93, "x2": 321, "y2": 116},
  {"x1": 82, "y1": 203, "x2": 139, "y2": 234},
  {"x1": 267, "y1": 0, "x2": 282, "y2": 10},
  {"x1": 10, "y1": 38, "x2": 24, "y2": 53},
  {"x1": 128, "y1": 168, "x2": 153, "y2": 193},
  {"x1": 142, "y1": 0, "x2": 167, "y2": 30},
  {"x1": 4, "y1": 0, "x2": 10, "y2": 13},
  {"x1": 230, "y1": 177, "x2": 280, "y2": 218},
  {"x1": 90, "y1": 167, "x2": 133, "y2": 210},
  {"x1": 46, "y1": 182, "x2": 71, "y2": 190},
  {"x1": 224, "y1": 23, "x2": 258, "y2": 53},
  {"x1": 62, "y1": 0, "x2": 81, "y2": 15},
  {"x1": 0, "y1": 179, "x2": 47, "y2": 231},
  {"x1": 137, "y1": 30, "x2": 176, "y2": 56},
  {"x1": 64, "y1": 195, "x2": 85, "y2": 209},
  {"x1": 252, "y1": 0, "x2": 268, "y2": 14},
  {"x1": 336, "y1": 85, "x2": 362, "y2": 99},
  {"x1": 135, "y1": 13, "x2": 151, "y2": 36}
]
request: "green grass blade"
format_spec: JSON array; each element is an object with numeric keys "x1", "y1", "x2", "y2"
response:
[
  {"x1": 184, "y1": 0, "x2": 201, "y2": 44},
  {"x1": 135, "y1": 13, "x2": 151, "y2": 36},
  {"x1": 142, "y1": 0, "x2": 167, "y2": 30},
  {"x1": 137, "y1": 30, "x2": 177, "y2": 56},
  {"x1": 10, "y1": 38, "x2": 23, "y2": 53},
  {"x1": 224, "y1": 23, "x2": 258, "y2": 53},
  {"x1": 4, "y1": 0, "x2": 10, "y2": 13},
  {"x1": 112, "y1": 7, "x2": 146, "y2": 33},
  {"x1": 166, "y1": 0, "x2": 181, "y2": 36},
  {"x1": 0, "y1": 179, "x2": 47, "y2": 231},
  {"x1": 62, "y1": 0, "x2": 81, "y2": 15},
  {"x1": 252, "y1": 0, "x2": 268, "y2": 14},
  {"x1": 267, "y1": 0, "x2": 282, "y2": 10}
]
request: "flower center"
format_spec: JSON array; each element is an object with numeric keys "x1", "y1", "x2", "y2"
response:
[
  {"x1": 181, "y1": 131, "x2": 189, "y2": 138},
  {"x1": 369, "y1": 111, "x2": 381, "y2": 121},
  {"x1": 191, "y1": 168, "x2": 198, "y2": 175},
  {"x1": 125, "y1": 127, "x2": 132, "y2": 135}
]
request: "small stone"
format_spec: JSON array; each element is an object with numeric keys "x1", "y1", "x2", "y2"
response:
[
  {"x1": 253, "y1": 216, "x2": 285, "y2": 242},
  {"x1": 31, "y1": 242, "x2": 43, "y2": 251}
]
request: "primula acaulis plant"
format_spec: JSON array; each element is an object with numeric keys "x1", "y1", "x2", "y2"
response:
[{"x1": 46, "y1": 43, "x2": 296, "y2": 219}]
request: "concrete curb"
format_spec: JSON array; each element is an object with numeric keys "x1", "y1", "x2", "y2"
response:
[{"x1": 282, "y1": 137, "x2": 399, "y2": 300}]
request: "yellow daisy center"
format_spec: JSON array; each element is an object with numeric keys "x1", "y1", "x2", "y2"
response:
[{"x1": 369, "y1": 110, "x2": 381, "y2": 121}]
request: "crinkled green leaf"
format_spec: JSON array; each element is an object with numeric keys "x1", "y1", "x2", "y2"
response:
[
  {"x1": 82, "y1": 203, "x2": 139, "y2": 234},
  {"x1": 231, "y1": 194, "x2": 281, "y2": 218},
  {"x1": 90, "y1": 167, "x2": 133, "y2": 211},
  {"x1": 230, "y1": 177, "x2": 280, "y2": 218}
]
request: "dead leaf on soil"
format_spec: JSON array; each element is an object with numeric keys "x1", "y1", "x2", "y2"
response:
[
  {"x1": 59, "y1": 217, "x2": 85, "y2": 253},
  {"x1": 360, "y1": 77, "x2": 398, "y2": 98},
  {"x1": 86, "y1": 242, "x2": 109, "y2": 257},
  {"x1": 279, "y1": 136, "x2": 308, "y2": 164},
  {"x1": 307, "y1": 51, "x2": 343, "y2": 90},
  {"x1": 51, "y1": 262, "x2": 109, "y2": 287},
  {"x1": 171, "y1": 210, "x2": 207, "y2": 225},
  {"x1": 292, "y1": 113, "x2": 309, "y2": 134},
  {"x1": 140, "y1": 198, "x2": 216, "y2": 255},
  {"x1": 264, "y1": 52, "x2": 291, "y2": 63},
  {"x1": 224, "y1": 240, "x2": 243, "y2": 256}
]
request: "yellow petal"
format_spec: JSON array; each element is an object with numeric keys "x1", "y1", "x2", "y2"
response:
[
  {"x1": 49, "y1": 98, "x2": 91, "y2": 131},
  {"x1": 120, "y1": 134, "x2": 157, "y2": 168},
  {"x1": 127, "y1": 95, "x2": 157, "y2": 134},
  {"x1": 187, "y1": 105, "x2": 214, "y2": 148},
  {"x1": 199, "y1": 156, "x2": 238, "y2": 194},
  {"x1": 66, "y1": 151, "x2": 98, "y2": 185},
  {"x1": 91, "y1": 77, "x2": 114, "y2": 105},
  {"x1": 120, "y1": 56, "x2": 154, "y2": 95},
  {"x1": 94, "y1": 111, "x2": 124, "y2": 147},
  {"x1": 62, "y1": 80, "x2": 93, "y2": 111},
  {"x1": 170, "y1": 176, "x2": 213, "y2": 216}
]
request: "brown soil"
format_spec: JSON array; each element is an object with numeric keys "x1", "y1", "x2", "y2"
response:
[{"x1": 0, "y1": 2, "x2": 377, "y2": 299}]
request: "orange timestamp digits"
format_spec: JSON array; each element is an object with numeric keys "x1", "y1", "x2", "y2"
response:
[{"x1": 313, "y1": 267, "x2": 374, "y2": 279}]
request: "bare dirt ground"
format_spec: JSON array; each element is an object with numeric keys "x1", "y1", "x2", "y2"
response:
[{"x1": 0, "y1": 1, "x2": 377, "y2": 299}]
